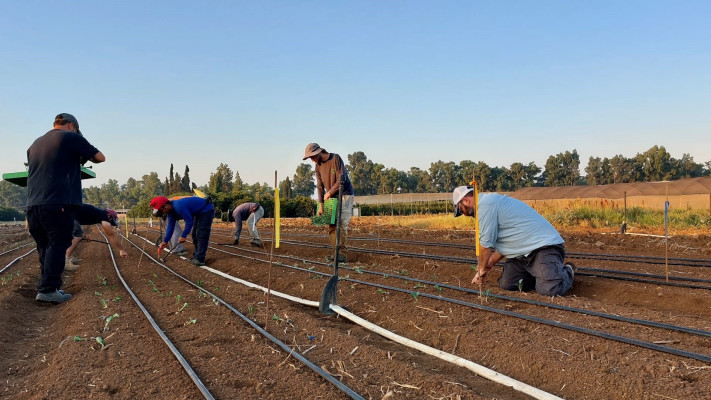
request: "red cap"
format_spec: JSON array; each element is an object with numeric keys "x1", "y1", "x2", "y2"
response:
[{"x1": 150, "y1": 196, "x2": 169, "y2": 211}]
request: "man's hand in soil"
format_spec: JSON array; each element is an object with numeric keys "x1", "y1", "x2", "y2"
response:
[
  {"x1": 177, "y1": 237, "x2": 187, "y2": 244},
  {"x1": 472, "y1": 268, "x2": 488, "y2": 285},
  {"x1": 119, "y1": 250, "x2": 128, "y2": 258},
  {"x1": 157, "y1": 242, "x2": 167, "y2": 256}
]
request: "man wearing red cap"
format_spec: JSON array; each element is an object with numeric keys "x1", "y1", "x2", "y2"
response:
[{"x1": 151, "y1": 195, "x2": 214, "y2": 266}]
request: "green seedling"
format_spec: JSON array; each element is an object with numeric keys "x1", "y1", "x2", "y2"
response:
[
  {"x1": 434, "y1": 285, "x2": 443, "y2": 293},
  {"x1": 354, "y1": 266, "x2": 363, "y2": 274},
  {"x1": 518, "y1": 279, "x2": 524, "y2": 292},
  {"x1": 95, "y1": 275, "x2": 107, "y2": 285},
  {"x1": 104, "y1": 313, "x2": 119, "y2": 331},
  {"x1": 95, "y1": 336, "x2": 107, "y2": 349},
  {"x1": 413, "y1": 282, "x2": 425, "y2": 289},
  {"x1": 349, "y1": 284, "x2": 355, "y2": 289},
  {"x1": 312, "y1": 274, "x2": 321, "y2": 279},
  {"x1": 73, "y1": 336, "x2": 85, "y2": 342},
  {"x1": 484, "y1": 289, "x2": 491, "y2": 302},
  {"x1": 1, "y1": 271, "x2": 20, "y2": 285},
  {"x1": 94, "y1": 291, "x2": 103, "y2": 296},
  {"x1": 167, "y1": 291, "x2": 172, "y2": 296},
  {"x1": 112, "y1": 296, "x2": 122, "y2": 302},
  {"x1": 343, "y1": 274, "x2": 350, "y2": 279},
  {"x1": 212, "y1": 298, "x2": 219, "y2": 306},
  {"x1": 430, "y1": 274, "x2": 438, "y2": 280},
  {"x1": 308, "y1": 266, "x2": 315, "y2": 271},
  {"x1": 247, "y1": 306, "x2": 256, "y2": 315},
  {"x1": 399, "y1": 269, "x2": 409, "y2": 276},
  {"x1": 196, "y1": 280, "x2": 203, "y2": 287},
  {"x1": 152, "y1": 272, "x2": 157, "y2": 278},
  {"x1": 272, "y1": 314, "x2": 283, "y2": 322},
  {"x1": 213, "y1": 286, "x2": 220, "y2": 291},
  {"x1": 411, "y1": 292, "x2": 420, "y2": 301},
  {"x1": 99, "y1": 299, "x2": 108, "y2": 309},
  {"x1": 176, "y1": 294, "x2": 183, "y2": 303},
  {"x1": 186, "y1": 318, "x2": 197, "y2": 325},
  {"x1": 178, "y1": 302, "x2": 188, "y2": 312},
  {"x1": 377, "y1": 288, "x2": 389, "y2": 295}
]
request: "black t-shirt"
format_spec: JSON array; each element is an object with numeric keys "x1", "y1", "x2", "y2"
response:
[
  {"x1": 75, "y1": 204, "x2": 111, "y2": 225},
  {"x1": 26, "y1": 129, "x2": 100, "y2": 206}
]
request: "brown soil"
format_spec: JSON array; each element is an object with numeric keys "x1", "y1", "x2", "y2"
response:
[{"x1": 1, "y1": 220, "x2": 710, "y2": 400}]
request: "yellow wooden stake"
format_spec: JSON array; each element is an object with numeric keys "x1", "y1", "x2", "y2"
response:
[
  {"x1": 275, "y1": 188, "x2": 280, "y2": 249},
  {"x1": 469, "y1": 178, "x2": 480, "y2": 257}
]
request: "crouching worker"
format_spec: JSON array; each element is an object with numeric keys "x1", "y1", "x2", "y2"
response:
[
  {"x1": 151, "y1": 196, "x2": 214, "y2": 266},
  {"x1": 231, "y1": 202, "x2": 264, "y2": 246},
  {"x1": 452, "y1": 186, "x2": 574, "y2": 297}
]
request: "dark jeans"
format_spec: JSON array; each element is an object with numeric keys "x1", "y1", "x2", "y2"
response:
[
  {"x1": 27, "y1": 205, "x2": 76, "y2": 293},
  {"x1": 191, "y1": 209, "x2": 214, "y2": 262},
  {"x1": 498, "y1": 244, "x2": 573, "y2": 296}
]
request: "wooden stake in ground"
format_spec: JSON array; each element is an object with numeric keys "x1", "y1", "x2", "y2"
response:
[
  {"x1": 665, "y1": 185, "x2": 669, "y2": 282},
  {"x1": 265, "y1": 170, "x2": 277, "y2": 329}
]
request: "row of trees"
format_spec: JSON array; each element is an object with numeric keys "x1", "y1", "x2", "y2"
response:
[{"x1": 0, "y1": 145, "x2": 708, "y2": 220}]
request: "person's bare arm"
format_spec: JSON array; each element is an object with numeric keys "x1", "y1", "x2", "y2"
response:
[
  {"x1": 102, "y1": 221, "x2": 128, "y2": 258},
  {"x1": 91, "y1": 151, "x2": 106, "y2": 163},
  {"x1": 472, "y1": 246, "x2": 503, "y2": 285}
]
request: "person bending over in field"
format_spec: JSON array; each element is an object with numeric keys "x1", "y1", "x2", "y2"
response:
[
  {"x1": 452, "y1": 186, "x2": 574, "y2": 296},
  {"x1": 151, "y1": 196, "x2": 214, "y2": 267},
  {"x1": 231, "y1": 202, "x2": 264, "y2": 246}
]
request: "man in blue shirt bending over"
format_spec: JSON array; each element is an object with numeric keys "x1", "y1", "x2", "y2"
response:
[
  {"x1": 452, "y1": 186, "x2": 574, "y2": 297},
  {"x1": 150, "y1": 196, "x2": 215, "y2": 266}
]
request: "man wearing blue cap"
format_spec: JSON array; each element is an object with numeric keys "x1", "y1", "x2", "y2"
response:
[
  {"x1": 452, "y1": 185, "x2": 574, "y2": 296},
  {"x1": 27, "y1": 113, "x2": 105, "y2": 303}
]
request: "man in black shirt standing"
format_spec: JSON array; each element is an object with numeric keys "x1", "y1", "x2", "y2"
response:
[{"x1": 27, "y1": 113, "x2": 105, "y2": 303}]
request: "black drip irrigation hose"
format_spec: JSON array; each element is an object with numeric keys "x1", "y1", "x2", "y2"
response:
[
  {"x1": 202, "y1": 238, "x2": 711, "y2": 340},
  {"x1": 98, "y1": 231, "x2": 216, "y2": 400},
  {"x1": 216, "y1": 234, "x2": 711, "y2": 290},
  {"x1": 0, "y1": 247, "x2": 36, "y2": 275},
  {"x1": 178, "y1": 235, "x2": 711, "y2": 365},
  {"x1": 126, "y1": 233, "x2": 365, "y2": 400},
  {"x1": 246, "y1": 231, "x2": 711, "y2": 268}
]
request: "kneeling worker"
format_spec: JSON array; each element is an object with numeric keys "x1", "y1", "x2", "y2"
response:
[
  {"x1": 453, "y1": 186, "x2": 574, "y2": 296},
  {"x1": 151, "y1": 195, "x2": 214, "y2": 266}
]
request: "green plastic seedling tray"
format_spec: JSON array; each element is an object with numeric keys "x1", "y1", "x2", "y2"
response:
[{"x1": 311, "y1": 198, "x2": 338, "y2": 226}]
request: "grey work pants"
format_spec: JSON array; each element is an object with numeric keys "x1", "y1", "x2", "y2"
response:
[{"x1": 498, "y1": 245, "x2": 573, "y2": 296}]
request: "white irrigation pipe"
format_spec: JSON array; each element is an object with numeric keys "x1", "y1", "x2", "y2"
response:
[
  {"x1": 200, "y1": 266, "x2": 562, "y2": 400},
  {"x1": 0, "y1": 248, "x2": 36, "y2": 274}
]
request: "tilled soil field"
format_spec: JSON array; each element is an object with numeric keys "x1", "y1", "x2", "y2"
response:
[{"x1": 1, "y1": 219, "x2": 710, "y2": 400}]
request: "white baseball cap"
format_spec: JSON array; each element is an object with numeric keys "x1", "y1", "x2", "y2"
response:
[{"x1": 452, "y1": 186, "x2": 474, "y2": 217}]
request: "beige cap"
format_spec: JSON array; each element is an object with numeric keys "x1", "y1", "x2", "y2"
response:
[{"x1": 303, "y1": 143, "x2": 326, "y2": 160}]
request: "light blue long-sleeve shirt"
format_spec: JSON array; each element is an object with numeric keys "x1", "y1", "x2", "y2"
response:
[{"x1": 477, "y1": 193, "x2": 563, "y2": 259}]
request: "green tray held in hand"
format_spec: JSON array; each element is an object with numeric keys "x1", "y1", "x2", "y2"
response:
[{"x1": 311, "y1": 198, "x2": 338, "y2": 226}]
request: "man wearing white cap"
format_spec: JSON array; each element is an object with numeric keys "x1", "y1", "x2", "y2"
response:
[{"x1": 452, "y1": 186, "x2": 574, "y2": 296}]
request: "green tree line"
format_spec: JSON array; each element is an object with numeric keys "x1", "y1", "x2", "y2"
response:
[{"x1": 1, "y1": 145, "x2": 708, "y2": 220}]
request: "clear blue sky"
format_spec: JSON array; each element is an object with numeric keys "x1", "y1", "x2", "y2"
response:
[{"x1": 2, "y1": 1, "x2": 710, "y2": 189}]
